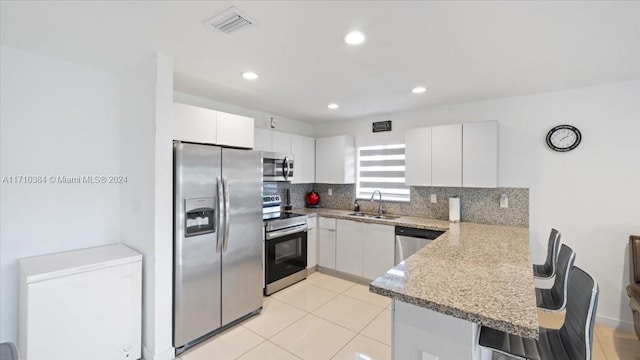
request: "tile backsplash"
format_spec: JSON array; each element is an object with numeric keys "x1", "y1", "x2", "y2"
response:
[
  {"x1": 267, "y1": 182, "x2": 529, "y2": 227},
  {"x1": 263, "y1": 182, "x2": 315, "y2": 209}
]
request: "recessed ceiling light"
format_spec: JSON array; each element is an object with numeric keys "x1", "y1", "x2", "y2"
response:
[
  {"x1": 328, "y1": 103, "x2": 339, "y2": 110},
  {"x1": 242, "y1": 71, "x2": 258, "y2": 80},
  {"x1": 412, "y1": 86, "x2": 427, "y2": 94},
  {"x1": 344, "y1": 31, "x2": 365, "y2": 45}
]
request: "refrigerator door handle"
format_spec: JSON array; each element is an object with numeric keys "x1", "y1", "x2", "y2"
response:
[
  {"x1": 223, "y1": 176, "x2": 231, "y2": 251},
  {"x1": 216, "y1": 176, "x2": 224, "y2": 253}
]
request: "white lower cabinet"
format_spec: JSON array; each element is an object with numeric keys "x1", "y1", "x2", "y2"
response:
[
  {"x1": 318, "y1": 217, "x2": 336, "y2": 269},
  {"x1": 336, "y1": 219, "x2": 394, "y2": 280},
  {"x1": 336, "y1": 220, "x2": 364, "y2": 276},
  {"x1": 362, "y1": 223, "x2": 395, "y2": 280},
  {"x1": 307, "y1": 215, "x2": 318, "y2": 269}
]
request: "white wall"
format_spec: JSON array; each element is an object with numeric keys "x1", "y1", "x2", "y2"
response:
[
  {"x1": 120, "y1": 53, "x2": 174, "y2": 360},
  {"x1": 314, "y1": 79, "x2": 640, "y2": 330},
  {"x1": 0, "y1": 46, "x2": 122, "y2": 343},
  {"x1": 174, "y1": 91, "x2": 314, "y2": 136}
]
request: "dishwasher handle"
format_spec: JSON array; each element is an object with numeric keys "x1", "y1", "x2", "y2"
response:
[{"x1": 394, "y1": 226, "x2": 444, "y2": 240}]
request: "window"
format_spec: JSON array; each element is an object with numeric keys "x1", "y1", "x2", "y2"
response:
[{"x1": 356, "y1": 144, "x2": 410, "y2": 202}]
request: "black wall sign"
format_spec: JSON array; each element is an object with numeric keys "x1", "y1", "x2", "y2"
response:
[{"x1": 372, "y1": 120, "x2": 392, "y2": 133}]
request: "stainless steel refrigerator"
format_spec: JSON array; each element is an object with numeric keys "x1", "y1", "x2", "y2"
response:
[{"x1": 173, "y1": 141, "x2": 263, "y2": 353}]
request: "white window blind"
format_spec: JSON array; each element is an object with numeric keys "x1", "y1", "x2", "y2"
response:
[{"x1": 356, "y1": 144, "x2": 410, "y2": 202}]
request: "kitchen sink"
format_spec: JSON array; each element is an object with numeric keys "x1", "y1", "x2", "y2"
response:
[
  {"x1": 347, "y1": 213, "x2": 400, "y2": 220},
  {"x1": 374, "y1": 214, "x2": 400, "y2": 220},
  {"x1": 348, "y1": 212, "x2": 368, "y2": 217}
]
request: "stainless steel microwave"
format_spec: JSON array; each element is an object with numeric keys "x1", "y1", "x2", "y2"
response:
[{"x1": 262, "y1": 151, "x2": 294, "y2": 182}]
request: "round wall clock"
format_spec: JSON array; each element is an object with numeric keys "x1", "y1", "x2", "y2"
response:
[{"x1": 546, "y1": 125, "x2": 582, "y2": 152}]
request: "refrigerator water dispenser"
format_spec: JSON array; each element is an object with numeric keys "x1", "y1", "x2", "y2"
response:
[{"x1": 185, "y1": 197, "x2": 215, "y2": 237}]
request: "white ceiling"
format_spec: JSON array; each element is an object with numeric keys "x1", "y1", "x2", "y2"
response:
[{"x1": 1, "y1": 1, "x2": 639, "y2": 123}]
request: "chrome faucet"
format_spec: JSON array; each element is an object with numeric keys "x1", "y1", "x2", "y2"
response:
[{"x1": 369, "y1": 190, "x2": 384, "y2": 216}]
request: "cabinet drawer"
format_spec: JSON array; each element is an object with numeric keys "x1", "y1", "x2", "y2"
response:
[{"x1": 318, "y1": 217, "x2": 336, "y2": 230}]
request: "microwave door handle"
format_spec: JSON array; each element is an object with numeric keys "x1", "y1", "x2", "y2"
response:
[
  {"x1": 283, "y1": 157, "x2": 289, "y2": 180},
  {"x1": 223, "y1": 176, "x2": 230, "y2": 252},
  {"x1": 216, "y1": 176, "x2": 223, "y2": 253}
]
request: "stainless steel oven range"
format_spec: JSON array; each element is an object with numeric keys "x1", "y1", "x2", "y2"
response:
[{"x1": 263, "y1": 195, "x2": 307, "y2": 295}]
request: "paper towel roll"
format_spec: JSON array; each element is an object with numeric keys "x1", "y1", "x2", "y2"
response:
[{"x1": 449, "y1": 197, "x2": 461, "y2": 223}]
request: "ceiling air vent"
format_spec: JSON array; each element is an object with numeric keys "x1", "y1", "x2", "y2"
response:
[{"x1": 204, "y1": 6, "x2": 257, "y2": 35}]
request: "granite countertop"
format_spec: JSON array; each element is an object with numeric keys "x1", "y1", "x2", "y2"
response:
[
  {"x1": 371, "y1": 222, "x2": 538, "y2": 339},
  {"x1": 288, "y1": 208, "x2": 450, "y2": 231},
  {"x1": 290, "y1": 207, "x2": 538, "y2": 339}
]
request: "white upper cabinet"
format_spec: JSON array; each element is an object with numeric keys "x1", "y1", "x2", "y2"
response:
[
  {"x1": 216, "y1": 111, "x2": 254, "y2": 149},
  {"x1": 463, "y1": 121, "x2": 498, "y2": 188},
  {"x1": 405, "y1": 127, "x2": 432, "y2": 186},
  {"x1": 290, "y1": 134, "x2": 315, "y2": 184},
  {"x1": 272, "y1": 131, "x2": 292, "y2": 154},
  {"x1": 432, "y1": 124, "x2": 463, "y2": 187},
  {"x1": 253, "y1": 128, "x2": 273, "y2": 152},
  {"x1": 315, "y1": 135, "x2": 355, "y2": 184},
  {"x1": 303, "y1": 136, "x2": 316, "y2": 183},
  {"x1": 172, "y1": 102, "x2": 217, "y2": 144},
  {"x1": 404, "y1": 121, "x2": 498, "y2": 188},
  {"x1": 291, "y1": 134, "x2": 304, "y2": 168},
  {"x1": 172, "y1": 102, "x2": 254, "y2": 149}
]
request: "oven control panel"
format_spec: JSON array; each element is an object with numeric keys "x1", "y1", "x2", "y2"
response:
[{"x1": 262, "y1": 195, "x2": 281, "y2": 207}]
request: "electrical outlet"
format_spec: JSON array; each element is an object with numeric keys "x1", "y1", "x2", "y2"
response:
[
  {"x1": 328, "y1": 188, "x2": 332, "y2": 196},
  {"x1": 132, "y1": 200, "x2": 141, "y2": 214},
  {"x1": 500, "y1": 194, "x2": 509, "y2": 208},
  {"x1": 422, "y1": 352, "x2": 438, "y2": 360},
  {"x1": 430, "y1": 194, "x2": 437, "y2": 203}
]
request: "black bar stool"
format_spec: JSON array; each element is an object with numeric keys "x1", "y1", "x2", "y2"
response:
[
  {"x1": 533, "y1": 228, "x2": 561, "y2": 279},
  {"x1": 479, "y1": 266, "x2": 599, "y2": 360},
  {"x1": 536, "y1": 244, "x2": 575, "y2": 312}
]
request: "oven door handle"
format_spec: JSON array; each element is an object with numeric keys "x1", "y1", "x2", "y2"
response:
[{"x1": 266, "y1": 225, "x2": 307, "y2": 240}]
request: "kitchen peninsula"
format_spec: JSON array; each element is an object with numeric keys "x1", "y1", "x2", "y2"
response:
[
  {"x1": 291, "y1": 208, "x2": 537, "y2": 360},
  {"x1": 370, "y1": 222, "x2": 537, "y2": 360}
]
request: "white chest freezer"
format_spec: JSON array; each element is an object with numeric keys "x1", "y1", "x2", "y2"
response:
[{"x1": 18, "y1": 244, "x2": 142, "y2": 360}]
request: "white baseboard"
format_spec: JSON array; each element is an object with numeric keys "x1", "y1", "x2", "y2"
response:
[
  {"x1": 596, "y1": 314, "x2": 634, "y2": 334},
  {"x1": 143, "y1": 344, "x2": 175, "y2": 360}
]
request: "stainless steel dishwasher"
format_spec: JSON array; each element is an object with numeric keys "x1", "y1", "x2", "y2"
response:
[{"x1": 395, "y1": 226, "x2": 444, "y2": 264}]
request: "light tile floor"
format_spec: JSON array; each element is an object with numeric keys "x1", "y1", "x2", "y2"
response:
[{"x1": 179, "y1": 271, "x2": 639, "y2": 360}]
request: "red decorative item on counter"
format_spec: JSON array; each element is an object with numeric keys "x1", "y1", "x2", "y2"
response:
[{"x1": 306, "y1": 190, "x2": 320, "y2": 208}]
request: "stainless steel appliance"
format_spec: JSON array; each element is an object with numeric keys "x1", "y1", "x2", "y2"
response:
[
  {"x1": 262, "y1": 151, "x2": 294, "y2": 182},
  {"x1": 395, "y1": 226, "x2": 444, "y2": 264},
  {"x1": 173, "y1": 142, "x2": 263, "y2": 354},
  {"x1": 263, "y1": 195, "x2": 308, "y2": 295},
  {"x1": 262, "y1": 195, "x2": 282, "y2": 220}
]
